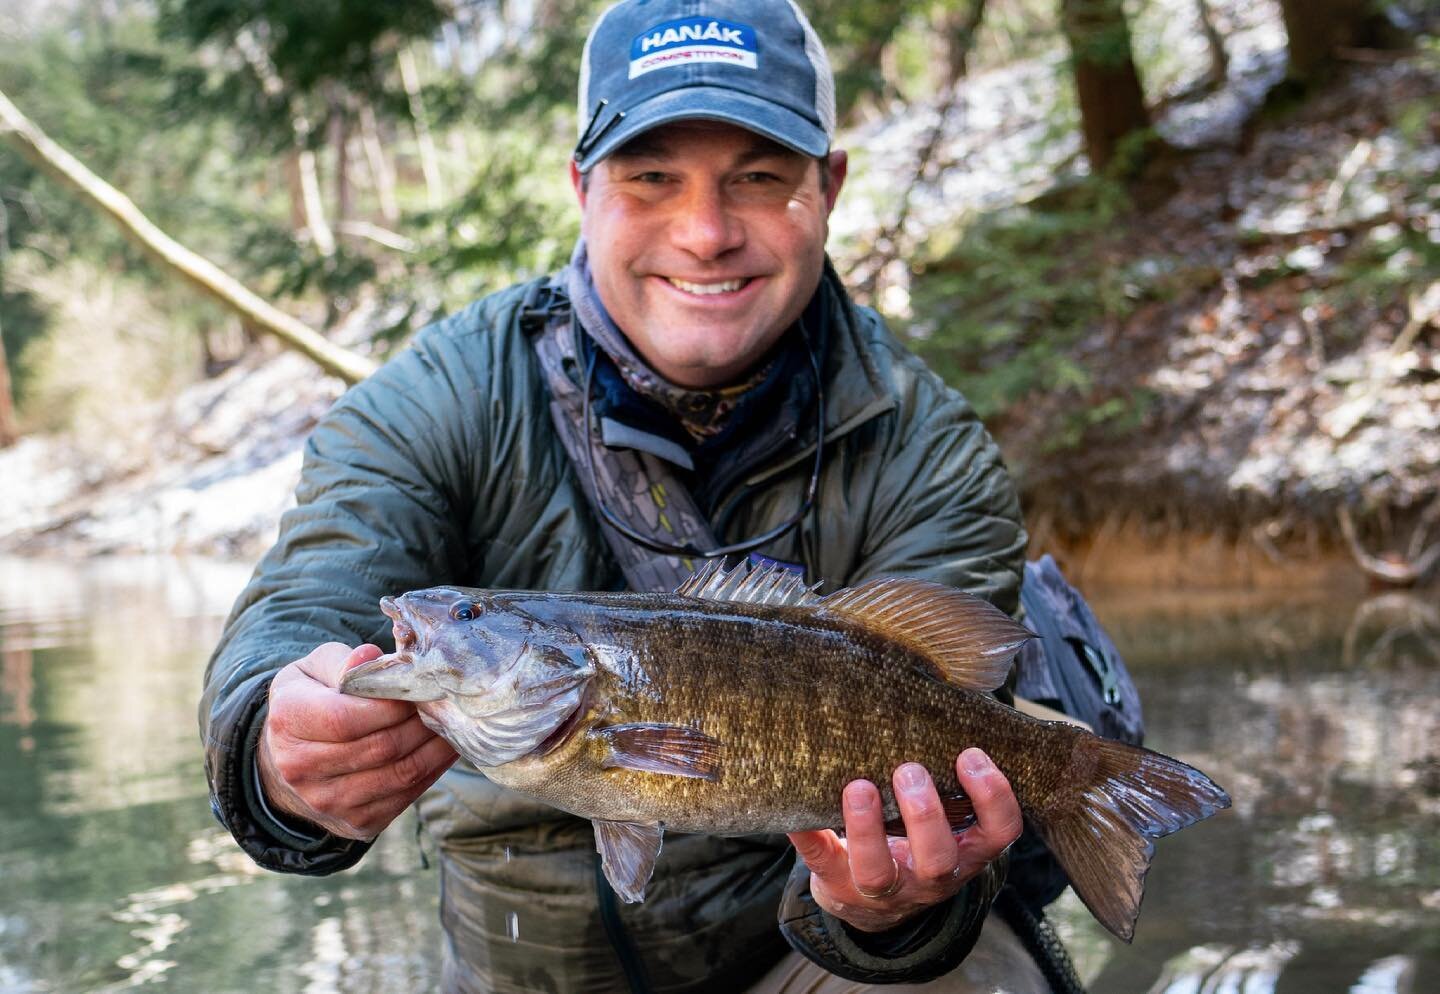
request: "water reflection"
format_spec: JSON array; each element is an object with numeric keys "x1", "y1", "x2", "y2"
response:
[
  {"x1": 0, "y1": 556, "x2": 442, "y2": 994},
  {"x1": 1058, "y1": 590, "x2": 1440, "y2": 993},
  {"x1": 0, "y1": 559, "x2": 1436, "y2": 992}
]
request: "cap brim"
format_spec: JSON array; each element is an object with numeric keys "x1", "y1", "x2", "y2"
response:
[{"x1": 577, "y1": 86, "x2": 829, "y2": 172}]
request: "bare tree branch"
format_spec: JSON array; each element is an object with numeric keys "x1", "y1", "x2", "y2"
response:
[
  {"x1": 0, "y1": 87, "x2": 377, "y2": 385},
  {"x1": 1337, "y1": 504, "x2": 1440, "y2": 587},
  {"x1": 857, "y1": 0, "x2": 989, "y2": 300}
]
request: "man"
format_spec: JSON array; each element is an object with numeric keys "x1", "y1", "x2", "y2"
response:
[{"x1": 200, "y1": 1, "x2": 1048, "y2": 990}]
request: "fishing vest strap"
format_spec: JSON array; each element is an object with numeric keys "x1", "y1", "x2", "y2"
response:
[{"x1": 523, "y1": 278, "x2": 717, "y2": 594}]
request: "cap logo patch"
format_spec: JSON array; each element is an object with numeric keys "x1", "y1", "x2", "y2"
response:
[{"x1": 629, "y1": 18, "x2": 758, "y2": 79}]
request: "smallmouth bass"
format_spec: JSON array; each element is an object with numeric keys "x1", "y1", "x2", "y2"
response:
[{"x1": 340, "y1": 560, "x2": 1229, "y2": 941}]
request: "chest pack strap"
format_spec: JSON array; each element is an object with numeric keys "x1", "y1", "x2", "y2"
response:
[{"x1": 523, "y1": 279, "x2": 717, "y2": 594}]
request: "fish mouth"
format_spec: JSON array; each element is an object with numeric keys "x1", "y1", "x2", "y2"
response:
[{"x1": 381, "y1": 594, "x2": 424, "y2": 654}]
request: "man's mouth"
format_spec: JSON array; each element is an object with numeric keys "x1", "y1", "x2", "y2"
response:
[{"x1": 663, "y1": 276, "x2": 752, "y2": 296}]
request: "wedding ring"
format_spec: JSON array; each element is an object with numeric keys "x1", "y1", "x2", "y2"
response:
[{"x1": 854, "y1": 857, "x2": 903, "y2": 900}]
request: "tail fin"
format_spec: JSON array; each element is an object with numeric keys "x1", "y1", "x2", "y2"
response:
[{"x1": 1030, "y1": 736, "x2": 1230, "y2": 942}]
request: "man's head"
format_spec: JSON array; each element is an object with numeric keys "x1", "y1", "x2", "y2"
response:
[{"x1": 570, "y1": 0, "x2": 847, "y2": 388}]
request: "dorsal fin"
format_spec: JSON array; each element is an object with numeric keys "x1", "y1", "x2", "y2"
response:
[
  {"x1": 675, "y1": 559, "x2": 822, "y2": 608},
  {"x1": 819, "y1": 578, "x2": 1034, "y2": 691}
]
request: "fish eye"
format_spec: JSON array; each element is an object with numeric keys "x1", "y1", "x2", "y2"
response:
[{"x1": 450, "y1": 601, "x2": 479, "y2": 622}]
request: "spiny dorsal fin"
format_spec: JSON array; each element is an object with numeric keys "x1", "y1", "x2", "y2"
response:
[
  {"x1": 819, "y1": 578, "x2": 1034, "y2": 691},
  {"x1": 675, "y1": 559, "x2": 822, "y2": 608}
]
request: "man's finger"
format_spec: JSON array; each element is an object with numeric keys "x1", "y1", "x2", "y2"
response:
[
  {"x1": 270, "y1": 676, "x2": 416, "y2": 744},
  {"x1": 841, "y1": 779, "x2": 900, "y2": 899},
  {"x1": 321, "y1": 734, "x2": 459, "y2": 809},
  {"x1": 787, "y1": 828, "x2": 847, "y2": 880},
  {"x1": 296, "y1": 713, "x2": 441, "y2": 776},
  {"x1": 953, "y1": 748, "x2": 1023, "y2": 862},
  {"x1": 345, "y1": 755, "x2": 459, "y2": 838},
  {"x1": 891, "y1": 763, "x2": 960, "y2": 885},
  {"x1": 296, "y1": 642, "x2": 383, "y2": 689}
]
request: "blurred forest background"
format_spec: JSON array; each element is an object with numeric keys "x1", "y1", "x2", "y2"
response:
[{"x1": 1, "y1": 0, "x2": 1437, "y2": 591}]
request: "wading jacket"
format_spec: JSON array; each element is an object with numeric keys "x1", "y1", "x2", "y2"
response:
[{"x1": 200, "y1": 272, "x2": 1028, "y2": 993}]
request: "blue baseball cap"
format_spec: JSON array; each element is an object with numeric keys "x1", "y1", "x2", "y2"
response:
[{"x1": 574, "y1": 0, "x2": 836, "y2": 172}]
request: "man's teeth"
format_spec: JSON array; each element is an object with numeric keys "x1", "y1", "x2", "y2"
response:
[{"x1": 666, "y1": 277, "x2": 747, "y2": 295}]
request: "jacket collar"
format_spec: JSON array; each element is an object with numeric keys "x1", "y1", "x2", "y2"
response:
[{"x1": 740, "y1": 260, "x2": 895, "y2": 488}]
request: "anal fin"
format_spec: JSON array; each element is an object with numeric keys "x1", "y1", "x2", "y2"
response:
[
  {"x1": 883, "y1": 792, "x2": 976, "y2": 836},
  {"x1": 598, "y1": 722, "x2": 722, "y2": 781},
  {"x1": 594, "y1": 820, "x2": 664, "y2": 903}
]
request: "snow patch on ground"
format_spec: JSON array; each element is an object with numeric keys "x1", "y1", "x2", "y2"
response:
[{"x1": 0, "y1": 347, "x2": 343, "y2": 559}]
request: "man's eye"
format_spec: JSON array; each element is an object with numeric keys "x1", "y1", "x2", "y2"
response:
[
  {"x1": 631, "y1": 171, "x2": 669, "y2": 183},
  {"x1": 739, "y1": 171, "x2": 780, "y2": 183}
]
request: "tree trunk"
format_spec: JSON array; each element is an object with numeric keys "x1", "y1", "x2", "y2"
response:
[
  {"x1": 331, "y1": 92, "x2": 353, "y2": 231},
  {"x1": 1059, "y1": 0, "x2": 1151, "y2": 174},
  {"x1": 0, "y1": 199, "x2": 16, "y2": 446},
  {"x1": 359, "y1": 102, "x2": 399, "y2": 225},
  {"x1": 0, "y1": 87, "x2": 376, "y2": 384},
  {"x1": 236, "y1": 28, "x2": 335, "y2": 255},
  {"x1": 1278, "y1": 0, "x2": 1400, "y2": 88},
  {"x1": 398, "y1": 46, "x2": 444, "y2": 209},
  {"x1": 945, "y1": 0, "x2": 990, "y2": 87},
  {"x1": 0, "y1": 328, "x2": 17, "y2": 447},
  {"x1": 1195, "y1": 0, "x2": 1228, "y2": 88}
]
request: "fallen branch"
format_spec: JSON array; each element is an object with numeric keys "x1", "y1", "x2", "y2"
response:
[
  {"x1": 1337, "y1": 504, "x2": 1440, "y2": 587},
  {"x1": 0, "y1": 87, "x2": 376, "y2": 385},
  {"x1": 337, "y1": 220, "x2": 416, "y2": 254}
]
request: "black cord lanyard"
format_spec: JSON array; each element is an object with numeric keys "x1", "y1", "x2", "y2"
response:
[{"x1": 579, "y1": 320, "x2": 826, "y2": 560}]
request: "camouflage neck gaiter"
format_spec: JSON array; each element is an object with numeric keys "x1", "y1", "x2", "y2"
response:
[{"x1": 566, "y1": 240, "x2": 779, "y2": 444}]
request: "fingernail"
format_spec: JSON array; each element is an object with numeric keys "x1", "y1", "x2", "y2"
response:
[
  {"x1": 845, "y1": 782, "x2": 874, "y2": 812},
  {"x1": 897, "y1": 763, "x2": 928, "y2": 793},
  {"x1": 961, "y1": 749, "x2": 993, "y2": 778}
]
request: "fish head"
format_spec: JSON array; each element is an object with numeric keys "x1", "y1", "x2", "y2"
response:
[{"x1": 339, "y1": 587, "x2": 595, "y2": 767}]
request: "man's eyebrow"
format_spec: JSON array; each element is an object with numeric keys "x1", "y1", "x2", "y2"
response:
[
  {"x1": 609, "y1": 135, "x2": 674, "y2": 161},
  {"x1": 733, "y1": 141, "x2": 802, "y2": 168}
]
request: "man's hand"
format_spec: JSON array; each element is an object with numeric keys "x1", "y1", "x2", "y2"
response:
[
  {"x1": 787, "y1": 748, "x2": 1023, "y2": 933},
  {"x1": 258, "y1": 643, "x2": 458, "y2": 840}
]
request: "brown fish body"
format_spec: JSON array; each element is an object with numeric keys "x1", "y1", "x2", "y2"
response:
[
  {"x1": 484, "y1": 594, "x2": 1069, "y2": 835},
  {"x1": 341, "y1": 561, "x2": 1229, "y2": 941}
]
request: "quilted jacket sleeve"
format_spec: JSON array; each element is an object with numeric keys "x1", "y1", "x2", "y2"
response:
[{"x1": 199, "y1": 299, "x2": 511, "y2": 874}]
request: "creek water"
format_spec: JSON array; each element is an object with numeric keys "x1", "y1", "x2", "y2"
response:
[{"x1": 1, "y1": 557, "x2": 1436, "y2": 993}]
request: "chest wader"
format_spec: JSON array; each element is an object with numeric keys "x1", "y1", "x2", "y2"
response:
[{"x1": 520, "y1": 281, "x2": 1087, "y2": 994}]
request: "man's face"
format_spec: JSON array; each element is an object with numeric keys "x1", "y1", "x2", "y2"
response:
[{"x1": 571, "y1": 120, "x2": 847, "y2": 388}]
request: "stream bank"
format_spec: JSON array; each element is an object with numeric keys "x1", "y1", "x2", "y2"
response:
[{"x1": 1, "y1": 33, "x2": 1436, "y2": 593}]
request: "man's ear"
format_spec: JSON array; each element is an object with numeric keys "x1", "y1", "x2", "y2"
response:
[
  {"x1": 570, "y1": 160, "x2": 587, "y2": 208},
  {"x1": 823, "y1": 149, "x2": 848, "y2": 214}
]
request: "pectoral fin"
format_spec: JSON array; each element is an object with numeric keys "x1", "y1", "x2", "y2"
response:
[
  {"x1": 593, "y1": 819, "x2": 664, "y2": 903},
  {"x1": 598, "y1": 722, "x2": 723, "y2": 781}
]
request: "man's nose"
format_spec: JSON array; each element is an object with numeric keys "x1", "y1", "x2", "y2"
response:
[{"x1": 669, "y1": 184, "x2": 744, "y2": 259}]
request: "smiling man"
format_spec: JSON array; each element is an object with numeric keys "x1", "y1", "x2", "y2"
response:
[{"x1": 200, "y1": 1, "x2": 1046, "y2": 992}]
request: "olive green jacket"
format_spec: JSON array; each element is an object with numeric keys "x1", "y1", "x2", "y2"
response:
[{"x1": 200, "y1": 273, "x2": 1027, "y2": 993}]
